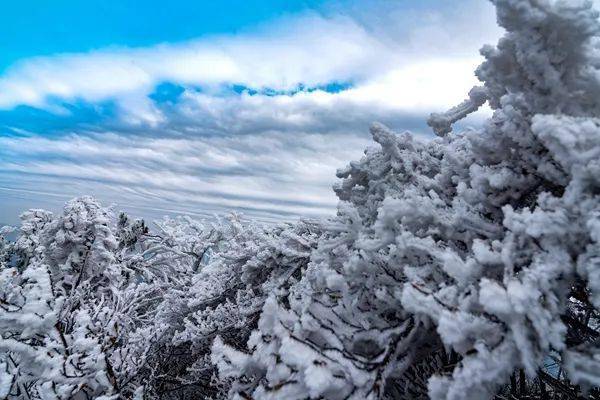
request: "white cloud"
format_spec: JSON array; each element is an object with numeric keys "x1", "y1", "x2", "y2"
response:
[
  {"x1": 0, "y1": 0, "x2": 503, "y2": 223},
  {"x1": 0, "y1": 1, "x2": 501, "y2": 124},
  {"x1": 0, "y1": 14, "x2": 387, "y2": 121}
]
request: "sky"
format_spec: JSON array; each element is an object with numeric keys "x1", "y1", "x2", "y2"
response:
[{"x1": 0, "y1": 0, "x2": 503, "y2": 225}]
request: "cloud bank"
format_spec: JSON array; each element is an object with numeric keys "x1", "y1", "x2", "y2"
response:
[{"x1": 0, "y1": 0, "x2": 501, "y2": 224}]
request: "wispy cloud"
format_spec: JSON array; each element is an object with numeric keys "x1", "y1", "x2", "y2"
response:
[{"x1": 0, "y1": 131, "x2": 371, "y2": 222}]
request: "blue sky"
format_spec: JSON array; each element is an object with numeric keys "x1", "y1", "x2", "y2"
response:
[
  {"x1": 0, "y1": 0, "x2": 325, "y2": 71},
  {"x1": 0, "y1": 0, "x2": 501, "y2": 225}
]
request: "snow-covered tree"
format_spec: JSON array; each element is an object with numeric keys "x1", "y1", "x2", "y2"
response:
[
  {"x1": 0, "y1": 200, "x2": 321, "y2": 399},
  {"x1": 0, "y1": 198, "x2": 123, "y2": 399},
  {"x1": 130, "y1": 214, "x2": 321, "y2": 399},
  {"x1": 0, "y1": 198, "x2": 198, "y2": 399}
]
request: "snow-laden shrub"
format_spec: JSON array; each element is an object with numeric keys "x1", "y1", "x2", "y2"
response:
[
  {"x1": 212, "y1": 1, "x2": 600, "y2": 399},
  {"x1": 0, "y1": 199, "x2": 321, "y2": 399},
  {"x1": 0, "y1": 198, "x2": 127, "y2": 399},
  {"x1": 138, "y1": 215, "x2": 321, "y2": 399}
]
